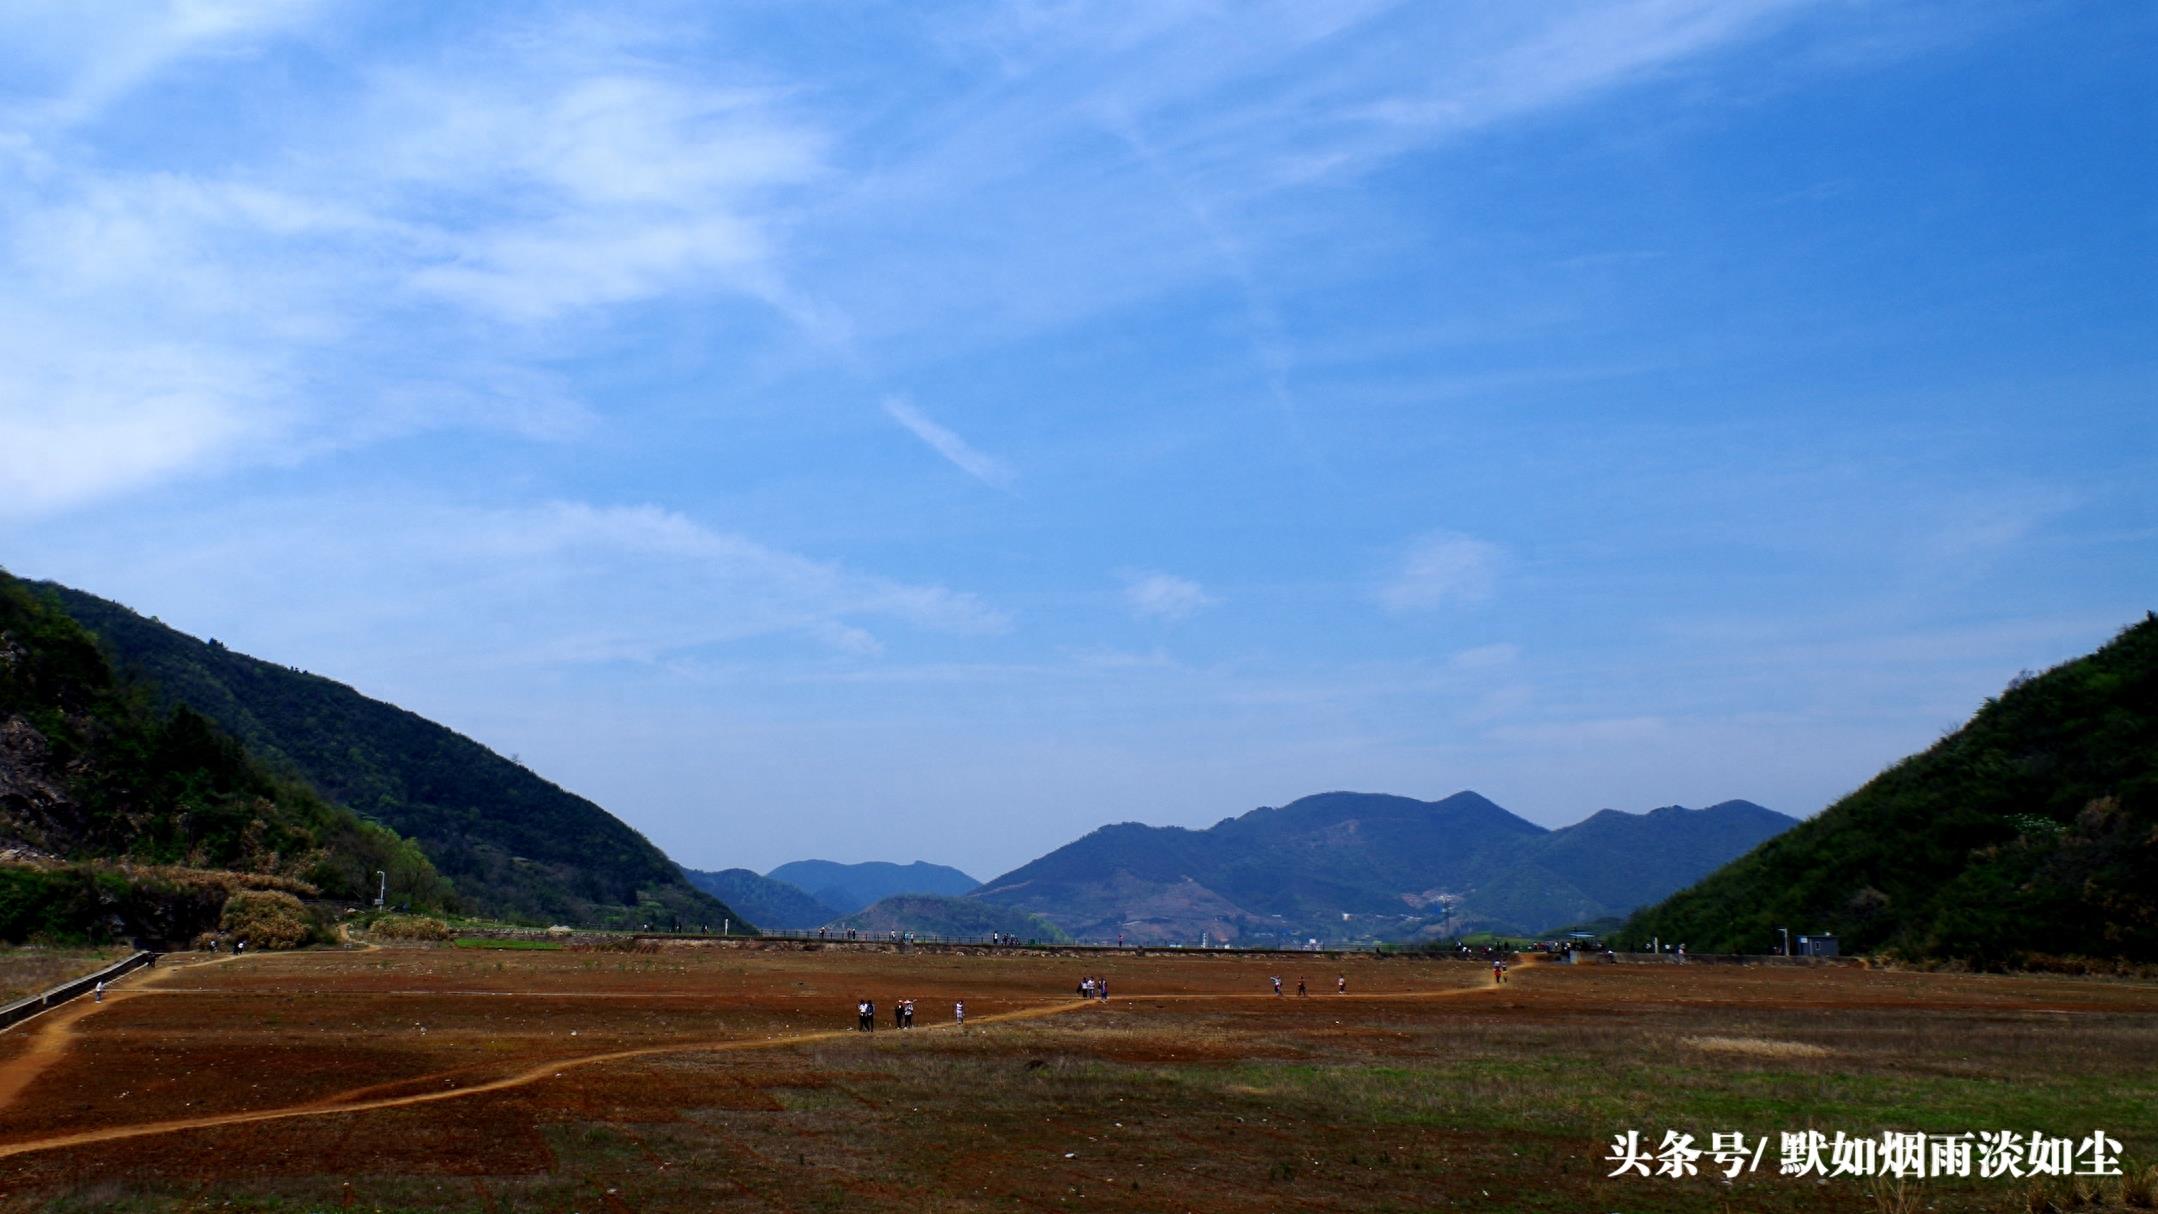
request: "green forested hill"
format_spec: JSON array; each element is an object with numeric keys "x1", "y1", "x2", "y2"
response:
[
  {"x1": 40, "y1": 580, "x2": 741, "y2": 931},
  {"x1": 1, "y1": 572, "x2": 450, "y2": 938},
  {"x1": 1626, "y1": 615, "x2": 2158, "y2": 963}
]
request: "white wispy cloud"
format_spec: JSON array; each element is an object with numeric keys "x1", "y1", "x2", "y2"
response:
[
  {"x1": 880, "y1": 397, "x2": 1017, "y2": 490},
  {"x1": 810, "y1": 0, "x2": 1809, "y2": 362},
  {"x1": 1, "y1": 0, "x2": 329, "y2": 131},
  {"x1": 1379, "y1": 530, "x2": 1504, "y2": 612},
  {"x1": 0, "y1": 3, "x2": 1820, "y2": 517},
  {"x1": 379, "y1": 68, "x2": 826, "y2": 323},
  {"x1": 1122, "y1": 571, "x2": 1217, "y2": 622},
  {"x1": 0, "y1": 10, "x2": 826, "y2": 517}
]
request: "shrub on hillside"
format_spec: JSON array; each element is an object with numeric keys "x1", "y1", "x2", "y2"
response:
[
  {"x1": 219, "y1": 889, "x2": 310, "y2": 949},
  {"x1": 366, "y1": 913, "x2": 452, "y2": 942}
]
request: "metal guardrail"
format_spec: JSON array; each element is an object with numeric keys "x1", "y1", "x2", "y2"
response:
[{"x1": 0, "y1": 951, "x2": 156, "y2": 1032}]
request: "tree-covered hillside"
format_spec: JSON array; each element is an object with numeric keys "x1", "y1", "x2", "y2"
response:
[
  {"x1": 1, "y1": 572, "x2": 449, "y2": 939},
  {"x1": 41, "y1": 580, "x2": 740, "y2": 931},
  {"x1": 1627, "y1": 615, "x2": 2158, "y2": 963},
  {"x1": 1524, "y1": 801, "x2": 1796, "y2": 912}
]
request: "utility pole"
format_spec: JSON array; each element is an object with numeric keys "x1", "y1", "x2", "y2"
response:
[
  {"x1": 1779, "y1": 927, "x2": 1791, "y2": 956},
  {"x1": 375, "y1": 871, "x2": 387, "y2": 909}
]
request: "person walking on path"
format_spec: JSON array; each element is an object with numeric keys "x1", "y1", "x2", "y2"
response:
[
  {"x1": 1337, "y1": 974, "x2": 1346, "y2": 994},
  {"x1": 93, "y1": 980, "x2": 104, "y2": 1003},
  {"x1": 1271, "y1": 976, "x2": 1282, "y2": 996},
  {"x1": 954, "y1": 999, "x2": 965, "y2": 1027},
  {"x1": 1296, "y1": 978, "x2": 1308, "y2": 997}
]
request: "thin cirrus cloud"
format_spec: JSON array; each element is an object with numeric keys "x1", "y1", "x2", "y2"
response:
[
  {"x1": 1379, "y1": 530, "x2": 1505, "y2": 612},
  {"x1": 1122, "y1": 571, "x2": 1218, "y2": 622},
  {"x1": 0, "y1": 3, "x2": 1818, "y2": 519},
  {"x1": 880, "y1": 397, "x2": 1017, "y2": 490},
  {"x1": 0, "y1": 9, "x2": 828, "y2": 517}
]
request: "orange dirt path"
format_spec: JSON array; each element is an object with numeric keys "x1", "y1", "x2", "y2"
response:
[{"x1": 0, "y1": 952, "x2": 199, "y2": 1108}]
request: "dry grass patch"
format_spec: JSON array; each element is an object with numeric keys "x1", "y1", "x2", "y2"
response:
[
  {"x1": 0, "y1": 946, "x2": 127, "y2": 1004},
  {"x1": 1680, "y1": 1033, "x2": 1832, "y2": 1059}
]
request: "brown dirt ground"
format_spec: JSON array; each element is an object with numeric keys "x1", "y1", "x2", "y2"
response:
[{"x1": 0, "y1": 947, "x2": 2150, "y2": 1212}]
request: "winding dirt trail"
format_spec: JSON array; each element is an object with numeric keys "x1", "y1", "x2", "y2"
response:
[
  {"x1": 0, "y1": 952, "x2": 208, "y2": 1109},
  {"x1": 0, "y1": 992, "x2": 132, "y2": 1110},
  {"x1": 0, "y1": 957, "x2": 1521, "y2": 1162},
  {"x1": 0, "y1": 992, "x2": 1098, "y2": 1161}
]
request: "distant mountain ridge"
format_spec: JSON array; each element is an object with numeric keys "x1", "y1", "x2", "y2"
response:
[
  {"x1": 1629, "y1": 615, "x2": 2157, "y2": 963},
  {"x1": 41, "y1": 580, "x2": 741, "y2": 931},
  {"x1": 680, "y1": 867, "x2": 840, "y2": 930},
  {"x1": 765, "y1": 859, "x2": 979, "y2": 915},
  {"x1": 828, "y1": 894, "x2": 1069, "y2": 943},
  {"x1": 971, "y1": 791, "x2": 1796, "y2": 943}
]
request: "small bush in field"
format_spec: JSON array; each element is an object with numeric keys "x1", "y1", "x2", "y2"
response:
[
  {"x1": 367, "y1": 913, "x2": 453, "y2": 942},
  {"x1": 219, "y1": 890, "x2": 310, "y2": 950}
]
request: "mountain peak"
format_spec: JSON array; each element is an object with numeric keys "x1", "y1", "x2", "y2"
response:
[
  {"x1": 764, "y1": 858, "x2": 980, "y2": 915},
  {"x1": 970, "y1": 785, "x2": 1770, "y2": 942}
]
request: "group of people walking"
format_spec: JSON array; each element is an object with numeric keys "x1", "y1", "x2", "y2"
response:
[
  {"x1": 855, "y1": 997, "x2": 961, "y2": 1030},
  {"x1": 1269, "y1": 975, "x2": 1348, "y2": 996},
  {"x1": 1076, "y1": 975, "x2": 1109, "y2": 1000}
]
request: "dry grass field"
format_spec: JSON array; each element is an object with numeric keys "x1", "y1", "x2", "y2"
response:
[
  {"x1": 0, "y1": 943, "x2": 2151, "y2": 1212},
  {"x1": 0, "y1": 949, "x2": 129, "y2": 1007}
]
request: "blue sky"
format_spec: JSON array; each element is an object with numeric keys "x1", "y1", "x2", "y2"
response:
[{"x1": 2, "y1": 1, "x2": 2151, "y2": 879}]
